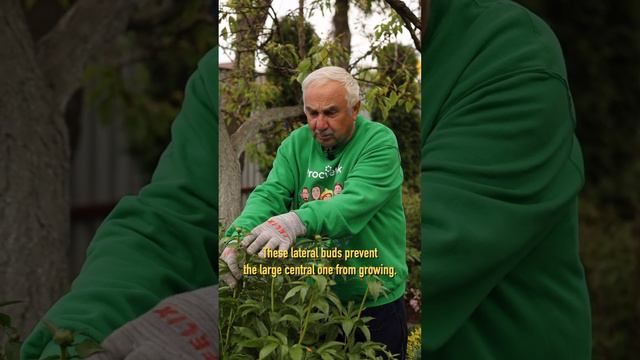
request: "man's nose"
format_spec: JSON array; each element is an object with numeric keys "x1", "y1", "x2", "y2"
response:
[{"x1": 316, "y1": 115, "x2": 329, "y2": 130}]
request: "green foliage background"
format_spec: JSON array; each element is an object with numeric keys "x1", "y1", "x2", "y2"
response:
[{"x1": 513, "y1": 1, "x2": 640, "y2": 358}]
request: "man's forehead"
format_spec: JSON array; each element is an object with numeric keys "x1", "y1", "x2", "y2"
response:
[{"x1": 303, "y1": 81, "x2": 346, "y2": 111}]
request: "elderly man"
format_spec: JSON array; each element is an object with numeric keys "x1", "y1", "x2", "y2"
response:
[{"x1": 221, "y1": 66, "x2": 409, "y2": 358}]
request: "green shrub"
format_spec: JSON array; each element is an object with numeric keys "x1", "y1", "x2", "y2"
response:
[{"x1": 219, "y1": 232, "x2": 398, "y2": 359}]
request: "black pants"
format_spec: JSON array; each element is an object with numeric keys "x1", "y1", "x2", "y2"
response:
[{"x1": 356, "y1": 297, "x2": 408, "y2": 359}]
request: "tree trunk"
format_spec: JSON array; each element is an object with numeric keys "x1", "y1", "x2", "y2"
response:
[
  {"x1": 0, "y1": 0, "x2": 70, "y2": 334},
  {"x1": 218, "y1": 105, "x2": 304, "y2": 229},
  {"x1": 219, "y1": 0, "x2": 273, "y2": 225},
  {"x1": 218, "y1": 120, "x2": 242, "y2": 228},
  {"x1": 0, "y1": 0, "x2": 136, "y2": 336},
  {"x1": 332, "y1": 0, "x2": 351, "y2": 68}
]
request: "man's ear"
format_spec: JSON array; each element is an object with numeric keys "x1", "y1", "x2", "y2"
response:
[{"x1": 351, "y1": 101, "x2": 361, "y2": 120}]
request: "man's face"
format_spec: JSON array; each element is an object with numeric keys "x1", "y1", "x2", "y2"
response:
[
  {"x1": 301, "y1": 188, "x2": 309, "y2": 201},
  {"x1": 312, "y1": 187, "x2": 321, "y2": 200},
  {"x1": 304, "y1": 80, "x2": 360, "y2": 148}
]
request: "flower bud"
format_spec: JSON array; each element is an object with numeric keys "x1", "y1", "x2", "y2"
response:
[{"x1": 53, "y1": 329, "x2": 74, "y2": 347}]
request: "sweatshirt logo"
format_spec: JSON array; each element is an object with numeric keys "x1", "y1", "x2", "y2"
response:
[{"x1": 307, "y1": 164, "x2": 342, "y2": 179}]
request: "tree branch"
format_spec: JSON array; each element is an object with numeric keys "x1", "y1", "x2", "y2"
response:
[
  {"x1": 384, "y1": 0, "x2": 421, "y2": 49},
  {"x1": 384, "y1": 0, "x2": 420, "y2": 29},
  {"x1": 230, "y1": 105, "x2": 304, "y2": 158},
  {"x1": 36, "y1": 0, "x2": 138, "y2": 112}
]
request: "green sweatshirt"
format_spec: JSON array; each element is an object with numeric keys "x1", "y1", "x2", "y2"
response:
[
  {"x1": 422, "y1": 0, "x2": 591, "y2": 359},
  {"x1": 21, "y1": 49, "x2": 218, "y2": 360},
  {"x1": 229, "y1": 116, "x2": 408, "y2": 307}
]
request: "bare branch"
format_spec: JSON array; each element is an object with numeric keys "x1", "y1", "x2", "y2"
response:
[
  {"x1": 36, "y1": 0, "x2": 138, "y2": 112},
  {"x1": 231, "y1": 105, "x2": 304, "y2": 158}
]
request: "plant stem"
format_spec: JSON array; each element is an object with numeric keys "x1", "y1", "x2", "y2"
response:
[
  {"x1": 344, "y1": 286, "x2": 369, "y2": 347},
  {"x1": 60, "y1": 346, "x2": 69, "y2": 360},
  {"x1": 223, "y1": 286, "x2": 238, "y2": 355},
  {"x1": 356, "y1": 286, "x2": 369, "y2": 322},
  {"x1": 270, "y1": 275, "x2": 275, "y2": 313},
  {"x1": 297, "y1": 294, "x2": 314, "y2": 345}
]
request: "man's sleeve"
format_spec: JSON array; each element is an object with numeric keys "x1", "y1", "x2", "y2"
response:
[
  {"x1": 21, "y1": 49, "x2": 218, "y2": 360},
  {"x1": 225, "y1": 140, "x2": 296, "y2": 236},
  {"x1": 421, "y1": 70, "x2": 584, "y2": 350},
  {"x1": 294, "y1": 133, "x2": 403, "y2": 238}
]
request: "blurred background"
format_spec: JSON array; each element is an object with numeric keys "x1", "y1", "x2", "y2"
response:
[
  {"x1": 0, "y1": 0, "x2": 638, "y2": 358},
  {"x1": 512, "y1": 1, "x2": 640, "y2": 358},
  {"x1": 1, "y1": 0, "x2": 215, "y2": 338}
]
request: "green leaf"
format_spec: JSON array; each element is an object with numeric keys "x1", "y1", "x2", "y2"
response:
[
  {"x1": 279, "y1": 344, "x2": 289, "y2": 356},
  {"x1": 234, "y1": 326, "x2": 257, "y2": 339},
  {"x1": 388, "y1": 91, "x2": 399, "y2": 107},
  {"x1": 289, "y1": 345, "x2": 303, "y2": 360},
  {"x1": 308, "y1": 313, "x2": 326, "y2": 322},
  {"x1": 259, "y1": 342, "x2": 278, "y2": 359},
  {"x1": 285, "y1": 304, "x2": 305, "y2": 318},
  {"x1": 317, "y1": 341, "x2": 343, "y2": 352},
  {"x1": 313, "y1": 298, "x2": 329, "y2": 314},
  {"x1": 276, "y1": 314, "x2": 300, "y2": 324},
  {"x1": 313, "y1": 276, "x2": 327, "y2": 293},
  {"x1": 326, "y1": 293, "x2": 343, "y2": 312},
  {"x1": 283, "y1": 286, "x2": 303, "y2": 302},
  {"x1": 360, "y1": 316, "x2": 375, "y2": 324},
  {"x1": 298, "y1": 58, "x2": 311, "y2": 73},
  {"x1": 404, "y1": 100, "x2": 415, "y2": 113},
  {"x1": 237, "y1": 338, "x2": 264, "y2": 349},
  {"x1": 255, "y1": 319, "x2": 269, "y2": 337},
  {"x1": 75, "y1": 339, "x2": 103, "y2": 358},
  {"x1": 299, "y1": 286, "x2": 308, "y2": 302},
  {"x1": 341, "y1": 319, "x2": 354, "y2": 337},
  {"x1": 358, "y1": 325, "x2": 371, "y2": 341},
  {"x1": 273, "y1": 331, "x2": 288, "y2": 345}
]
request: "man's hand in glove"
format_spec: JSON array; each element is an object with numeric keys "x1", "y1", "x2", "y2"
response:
[
  {"x1": 241, "y1": 212, "x2": 306, "y2": 256},
  {"x1": 220, "y1": 244, "x2": 242, "y2": 288},
  {"x1": 87, "y1": 286, "x2": 218, "y2": 360}
]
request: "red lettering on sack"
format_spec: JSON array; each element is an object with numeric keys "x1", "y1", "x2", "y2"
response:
[
  {"x1": 154, "y1": 304, "x2": 217, "y2": 358},
  {"x1": 202, "y1": 352, "x2": 218, "y2": 360},
  {"x1": 167, "y1": 315, "x2": 187, "y2": 325},
  {"x1": 181, "y1": 322, "x2": 199, "y2": 337},
  {"x1": 153, "y1": 305, "x2": 178, "y2": 318},
  {"x1": 190, "y1": 334, "x2": 210, "y2": 350}
]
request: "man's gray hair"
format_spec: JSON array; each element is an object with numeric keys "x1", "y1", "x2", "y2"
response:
[{"x1": 301, "y1": 66, "x2": 360, "y2": 109}]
